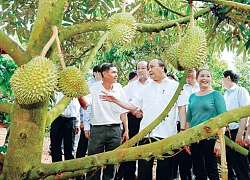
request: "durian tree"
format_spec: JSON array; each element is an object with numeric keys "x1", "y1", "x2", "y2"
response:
[{"x1": 0, "y1": 0, "x2": 250, "y2": 179}]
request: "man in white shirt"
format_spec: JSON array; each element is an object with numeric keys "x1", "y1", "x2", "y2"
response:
[
  {"x1": 100, "y1": 59, "x2": 188, "y2": 180},
  {"x1": 78, "y1": 63, "x2": 129, "y2": 180},
  {"x1": 173, "y1": 68, "x2": 199, "y2": 180},
  {"x1": 75, "y1": 65, "x2": 102, "y2": 180},
  {"x1": 50, "y1": 92, "x2": 80, "y2": 162},
  {"x1": 117, "y1": 61, "x2": 151, "y2": 180}
]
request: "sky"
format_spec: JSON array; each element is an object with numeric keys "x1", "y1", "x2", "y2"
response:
[{"x1": 221, "y1": 50, "x2": 235, "y2": 70}]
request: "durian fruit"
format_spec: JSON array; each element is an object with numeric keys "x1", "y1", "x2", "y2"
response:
[
  {"x1": 178, "y1": 26, "x2": 207, "y2": 69},
  {"x1": 164, "y1": 43, "x2": 184, "y2": 71},
  {"x1": 107, "y1": 12, "x2": 137, "y2": 46},
  {"x1": 58, "y1": 66, "x2": 90, "y2": 98},
  {"x1": 10, "y1": 56, "x2": 59, "y2": 105}
]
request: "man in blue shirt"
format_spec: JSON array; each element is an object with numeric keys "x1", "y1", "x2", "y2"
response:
[{"x1": 222, "y1": 70, "x2": 250, "y2": 180}]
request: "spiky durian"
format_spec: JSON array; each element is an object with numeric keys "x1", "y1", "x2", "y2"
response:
[
  {"x1": 58, "y1": 66, "x2": 90, "y2": 98},
  {"x1": 107, "y1": 12, "x2": 137, "y2": 46},
  {"x1": 178, "y1": 26, "x2": 207, "y2": 69},
  {"x1": 10, "y1": 56, "x2": 59, "y2": 105},
  {"x1": 164, "y1": 43, "x2": 184, "y2": 71}
]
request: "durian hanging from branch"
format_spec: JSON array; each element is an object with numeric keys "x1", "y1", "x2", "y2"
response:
[
  {"x1": 53, "y1": 27, "x2": 90, "y2": 98},
  {"x1": 10, "y1": 27, "x2": 60, "y2": 105},
  {"x1": 107, "y1": 0, "x2": 137, "y2": 46},
  {"x1": 164, "y1": 22, "x2": 185, "y2": 71},
  {"x1": 178, "y1": 1, "x2": 207, "y2": 70}
]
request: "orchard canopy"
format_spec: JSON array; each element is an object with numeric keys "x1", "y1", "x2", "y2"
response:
[{"x1": 0, "y1": 0, "x2": 250, "y2": 179}]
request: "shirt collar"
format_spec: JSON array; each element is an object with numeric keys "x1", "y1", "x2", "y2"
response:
[{"x1": 227, "y1": 84, "x2": 238, "y2": 92}]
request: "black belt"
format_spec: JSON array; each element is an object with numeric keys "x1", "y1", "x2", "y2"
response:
[
  {"x1": 91, "y1": 124, "x2": 120, "y2": 127},
  {"x1": 60, "y1": 115, "x2": 76, "y2": 120}
]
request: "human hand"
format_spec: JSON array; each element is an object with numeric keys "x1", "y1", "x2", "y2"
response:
[
  {"x1": 84, "y1": 130, "x2": 90, "y2": 139},
  {"x1": 184, "y1": 145, "x2": 191, "y2": 155},
  {"x1": 99, "y1": 91, "x2": 117, "y2": 102},
  {"x1": 75, "y1": 126, "x2": 79, "y2": 135},
  {"x1": 235, "y1": 132, "x2": 244, "y2": 146},
  {"x1": 244, "y1": 134, "x2": 250, "y2": 147},
  {"x1": 213, "y1": 140, "x2": 221, "y2": 157},
  {"x1": 131, "y1": 108, "x2": 143, "y2": 118},
  {"x1": 122, "y1": 131, "x2": 129, "y2": 143},
  {"x1": 80, "y1": 122, "x2": 84, "y2": 130}
]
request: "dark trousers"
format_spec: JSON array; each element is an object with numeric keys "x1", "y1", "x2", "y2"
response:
[
  {"x1": 173, "y1": 121, "x2": 192, "y2": 180},
  {"x1": 116, "y1": 113, "x2": 142, "y2": 180},
  {"x1": 191, "y1": 139, "x2": 219, "y2": 180},
  {"x1": 226, "y1": 129, "x2": 250, "y2": 180},
  {"x1": 76, "y1": 129, "x2": 89, "y2": 180},
  {"x1": 138, "y1": 138, "x2": 174, "y2": 180},
  {"x1": 173, "y1": 149, "x2": 192, "y2": 180},
  {"x1": 86, "y1": 124, "x2": 121, "y2": 180},
  {"x1": 50, "y1": 116, "x2": 75, "y2": 162}
]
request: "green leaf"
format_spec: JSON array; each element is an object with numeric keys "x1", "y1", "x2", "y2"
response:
[
  {"x1": 158, "y1": 8, "x2": 162, "y2": 16},
  {"x1": 245, "y1": 30, "x2": 250, "y2": 36},
  {"x1": 156, "y1": 36, "x2": 161, "y2": 45},
  {"x1": 105, "y1": 0, "x2": 114, "y2": 9},
  {"x1": 238, "y1": 24, "x2": 245, "y2": 32},
  {"x1": 149, "y1": 3, "x2": 153, "y2": 11},
  {"x1": 235, "y1": 35, "x2": 241, "y2": 41},
  {"x1": 245, "y1": 39, "x2": 250, "y2": 50},
  {"x1": 115, "y1": 0, "x2": 120, "y2": 7},
  {"x1": 163, "y1": 9, "x2": 168, "y2": 18},
  {"x1": 186, "y1": 5, "x2": 190, "y2": 15},
  {"x1": 219, "y1": 6, "x2": 228, "y2": 13},
  {"x1": 225, "y1": 37, "x2": 231, "y2": 43}
]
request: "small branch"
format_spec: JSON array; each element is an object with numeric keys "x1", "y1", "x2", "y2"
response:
[
  {"x1": 122, "y1": 0, "x2": 126, "y2": 13},
  {"x1": 55, "y1": 29, "x2": 66, "y2": 70},
  {"x1": 46, "y1": 96, "x2": 72, "y2": 127},
  {"x1": 40, "y1": 26, "x2": 57, "y2": 57},
  {"x1": 154, "y1": 0, "x2": 187, "y2": 17},
  {"x1": 129, "y1": 3, "x2": 141, "y2": 15},
  {"x1": 189, "y1": 1, "x2": 194, "y2": 28},
  {"x1": 81, "y1": 32, "x2": 109, "y2": 75},
  {"x1": 0, "y1": 102, "x2": 13, "y2": 114},
  {"x1": 206, "y1": 19, "x2": 221, "y2": 41},
  {"x1": 175, "y1": 22, "x2": 181, "y2": 43}
]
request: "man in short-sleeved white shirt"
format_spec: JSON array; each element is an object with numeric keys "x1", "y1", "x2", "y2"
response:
[
  {"x1": 78, "y1": 63, "x2": 129, "y2": 180},
  {"x1": 100, "y1": 59, "x2": 188, "y2": 180}
]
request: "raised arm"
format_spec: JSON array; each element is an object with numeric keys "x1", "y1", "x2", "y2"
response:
[
  {"x1": 99, "y1": 91, "x2": 137, "y2": 111},
  {"x1": 78, "y1": 97, "x2": 88, "y2": 110}
]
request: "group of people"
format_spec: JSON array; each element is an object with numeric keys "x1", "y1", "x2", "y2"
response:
[{"x1": 49, "y1": 58, "x2": 250, "y2": 180}]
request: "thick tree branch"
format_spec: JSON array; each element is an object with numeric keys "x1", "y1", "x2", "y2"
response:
[
  {"x1": 29, "y1": 105, "x2": 250, "y2": 179},
  {"x1": 60, "y1": 7, "x2": 210, "y2": 41},
  {"x1": 26, "y1": 0, "x2": 67, "y2": 59},
  {"x1": 0, "y1": 102, "x2": 13, "y2": 114},
  {"x1": 193, "y1": 0, "x2": 250, "y2": 10},
  {"x1": 0, "y1": 30, "x2": 30, "y2": 67},
  {"x1": 136, "y1": 7, "x2": 210, "y2": 32}
]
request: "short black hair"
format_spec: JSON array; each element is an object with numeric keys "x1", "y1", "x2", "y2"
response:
[
  {"x1": 100, "y1": 63, "x2": 116, "y2": 77},
  {"x1": 128, "y1": 70, "x2": 137, "y2": 80},
  {"x1": 156, "y1": 58, "x2": 167, "y2": 73},
  {"x1": 223, "y1": 70, "x2": 240, "y2": 84},
  {"x1": 93, "y1": 65, "x2": 100, "y2": 73},
  {"x1": 167, "y1": 73, "x2": 179, "y2": 81}
]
